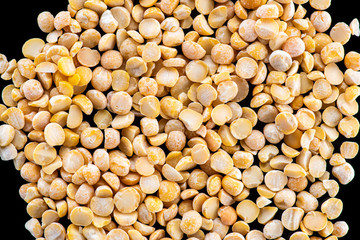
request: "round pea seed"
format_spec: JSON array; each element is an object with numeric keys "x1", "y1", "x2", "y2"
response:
[
  {"x1": 139, "y1": 18, "x2": 161, "y2": 39},
  {"x1": 265, "y1": 170, "x2": 288, "y2": 192},
  {"x1": 235, "y1": 57, "x2": 258, "y2": 79},
  {"x1": 109, "y1": 91, "x2": 132, "y2": 115},
  {"x1": 33, "y1": 142, "x2": 57, "y2": 166},
  {"x1": 210, "y1": 150, "x2": 234, "y2": 174},
  {"x1": 70, "y1": 207, "x2": 94, "y2": 226},
  {"x1": 37, "y1": 11, "x2": 55, "y2": 33},
  {"x1": 44, "y1": 123, "x2": 65, "y2": 146},
  {"x1": 185, "y1": 60, "x2": 208, "y2": 83},
  {"x1": 310, "y1": 0, "x2": 331, "y2": 10},
  {"x1": 191, "y1": 144, "x2": 210, "y2": 165},
  {"x1": 159, "y1": 180, "x2": 180, "y2": 202},
  {"x1": 269, "y1": 50, "x2": 292, "y2": 72},
  {"x1": 275, "y1": 112, "x2": 298, "y2": 135},
  {"x1": 236, "y1": 200, "x2": 259, "y2": 223},
  {"x1": 22, "y1": 38, "x2": 45, "y2": 60},
  {"x1": 211, "y1": 43, "x2": 235, "y2": 65},
  {"x1": 80, "y1": 127, "x2": 103, "y2": 149},
  {"x1": 0, "y1": 124, "x2": 15, "y2": 147},
  {"x1": 211, "y1": 104, "x2": 233, "y2": 126},
  {"x1": 255, "y1": 19, "x2": 279, "y2": 40},
  {"x1": 114, "y1": 187, "x2": 141, "y2": 214},
  {"x1": 180, "y1": 210, "x2": 202, "y2": 235},
  {"x1": 77, "y1": 47, "x2": 101, "y2": 67},
  {"x1": 179, "y1": 108, "x2": 203, "y2": 131},
  {"x1": 303, "y1": 211, "x2": 328, "y2": 231}
]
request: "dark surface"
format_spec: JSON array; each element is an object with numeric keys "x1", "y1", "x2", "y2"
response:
[{"x1": 0, "y1": 0, "x2": 360, "y2": 239}]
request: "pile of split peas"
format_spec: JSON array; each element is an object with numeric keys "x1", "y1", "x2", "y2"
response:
[{"x1": 0, "y1": 0, "x2": 359, "y2": 239}]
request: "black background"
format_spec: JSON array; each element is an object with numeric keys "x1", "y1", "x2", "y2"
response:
[{"x1": 0, "y1": 0, "x2": 360, "y2": 239}]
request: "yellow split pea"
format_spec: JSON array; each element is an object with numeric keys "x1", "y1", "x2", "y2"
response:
[{"x1": 0, "y1": 0, "x2": 358, "y2": 240}]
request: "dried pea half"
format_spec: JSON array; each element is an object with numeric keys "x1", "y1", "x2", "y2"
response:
[{"x1": 0, "y1": 0, "x2": 359, "y2": 240}]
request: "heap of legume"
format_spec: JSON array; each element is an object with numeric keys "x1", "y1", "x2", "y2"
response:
[{"x1": 0, "y1": 0, "x2": 359, "y2": 239}]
